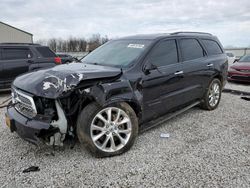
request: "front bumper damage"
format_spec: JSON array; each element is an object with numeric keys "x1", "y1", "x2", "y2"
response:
[{"x1": 6, "y1": 100, "x2": 68, "y2": 146}]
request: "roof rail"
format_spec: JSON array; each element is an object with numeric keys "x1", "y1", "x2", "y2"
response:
[
  {"x1": 0, "y1": 43, "x2": 40, "y2": 45},
  {"x1": 170, "y1": 31, "x2": 212, "y2": 36}
]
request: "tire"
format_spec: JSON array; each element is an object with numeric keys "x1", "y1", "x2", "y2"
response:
[
  {"x1": 77, "y1": 102, "x2": 138, "y2": 157},
  {"x1": 200, "y1": 78, "x2": 222, "y2": 110}
]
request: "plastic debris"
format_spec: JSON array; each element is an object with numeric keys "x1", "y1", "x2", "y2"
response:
[
  {"x1": 23, "y1": 166, "x2": 40, "y2": 173},
  {"x1": 160, "y1": 133, "x2": 170, "y2": 138},
  {"x1": 241, "y1": 96, "x2": 250, "y2": 101}
]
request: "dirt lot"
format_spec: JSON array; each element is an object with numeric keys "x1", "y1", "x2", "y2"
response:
[{"x1": 0, "y1": 82, "x2": 249, "y2": 187}]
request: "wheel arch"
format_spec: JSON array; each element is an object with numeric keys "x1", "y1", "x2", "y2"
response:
[
  {"x1": 79, "y1": 80, "x2": 142, "y2": 119},
  {"x1": 213, "y1": 74, "x2": 223, "y2": 83}
]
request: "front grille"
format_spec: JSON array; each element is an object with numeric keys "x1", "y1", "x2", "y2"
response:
[{"x1": 12, "y1": 88, "x2": 37, "y2": 118}]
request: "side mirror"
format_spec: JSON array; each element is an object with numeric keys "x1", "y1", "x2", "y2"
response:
[{"x1": 144, "y1": 63, "x2": 157, "y2": 75}]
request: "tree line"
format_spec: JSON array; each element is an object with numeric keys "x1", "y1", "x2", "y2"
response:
[{"x1": 36, "y1": 34, "x2": 109, "y2": 52}]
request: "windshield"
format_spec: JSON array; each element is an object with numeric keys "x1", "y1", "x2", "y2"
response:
[
  {"x1": 82, "y1": 39, "x2": 152, "y2": 68},
  {"x1": 239, "y1": 55, "x2": 250, "y2": 62}
]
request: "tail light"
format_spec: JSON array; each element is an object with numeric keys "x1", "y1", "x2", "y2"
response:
[{"x1": 54, "y1": 57, "x2": 62, "y2": 64}]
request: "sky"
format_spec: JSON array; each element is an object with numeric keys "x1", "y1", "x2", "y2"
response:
[{"x1": 1, "y1": 0, "x2": 250, "y2": 47}]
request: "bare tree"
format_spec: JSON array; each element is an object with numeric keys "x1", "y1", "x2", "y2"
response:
[
  {"x1": 36, "y1": 34, "x2": 108, "y2": 52},
  {"x1": 47, "y1": 38, "x2": 57, "y2": 52}
]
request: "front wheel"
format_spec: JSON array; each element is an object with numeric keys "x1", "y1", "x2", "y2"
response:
[
  {"x1": 200, "y1": 78, "x2": 222, "y2": 110},
  {"x1": 77, "y1": 102, "x2": 138, "y2": 157}
]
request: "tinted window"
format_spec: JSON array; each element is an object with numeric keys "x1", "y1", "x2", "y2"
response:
[
  {"x1": 36, "y1": 47, "x2": 56, "y2": 58},
  {"x1": 202, "y1": 39, "x2": 223, "y2": 55},
  {"x1": 148, "y1": 40, "x2": 178, "y2": 67},
  {"x1": 180, "y1": 39, "x2": 204, "y2": 61},
  {"x1": 3, "y1": 48, "x2": 32, "y2": 60}
]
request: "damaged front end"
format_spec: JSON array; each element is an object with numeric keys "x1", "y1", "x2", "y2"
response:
[
  {"x1": 8, "y1": 88, "x2": 66, "y2": 146},
  {"x1": 8, "y1": 85, "x2": 94, "y2": 146},
  {"x1": 7, "y1": 63, "x2": 123, "y2": 146}
]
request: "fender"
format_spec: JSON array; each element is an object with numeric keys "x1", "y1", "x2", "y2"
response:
[{"x1": 86, "y1": 79, "x2": 143, "y2": 116}]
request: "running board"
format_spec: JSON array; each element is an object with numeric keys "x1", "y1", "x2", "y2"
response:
[{"x1": 140, "y1": 101, "x2": 201, "y2": 133}]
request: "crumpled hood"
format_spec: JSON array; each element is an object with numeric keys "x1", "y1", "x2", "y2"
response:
[{"x1": 13, "y1": 63, "x2": 121, "y2": 98}]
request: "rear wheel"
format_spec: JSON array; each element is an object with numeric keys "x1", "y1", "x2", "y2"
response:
[
  {"x1": 77, "y1": 102, "x2": 138, "y2": 157},
  {"x1": 200, "y1": 78, "x2": 222, "y2": 110}
]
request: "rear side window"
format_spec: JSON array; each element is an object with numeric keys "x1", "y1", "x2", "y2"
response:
[
  {"x1": 202, "y1": 39, "x2": 223, "y2": 55},
  {"x1": 148, "y1": 40, "x2": 178, "y2": 67},
  {"x1": 36, "y1": 47, "x2": 56, "y2": 58},
  {"x1": 180, "y1": 39, "x2": 204, "y2": 61},
  {"x1": 3, "y1": 48, "x2": 33, "y2": 60}
]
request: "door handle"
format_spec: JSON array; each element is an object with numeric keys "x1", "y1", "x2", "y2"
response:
[
  {"x1": 207, "y1": 63, "x2": 213, "y2": 67},
  {"x1": 174, "y1": 71, "x2": 184, "y2": 75}
]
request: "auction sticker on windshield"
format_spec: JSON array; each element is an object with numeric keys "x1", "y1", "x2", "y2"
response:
[{"x1": 127, "y1": 44, "x2": 145, "y2": 48}]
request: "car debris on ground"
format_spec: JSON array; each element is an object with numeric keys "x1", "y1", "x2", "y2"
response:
[
  {"x1": 22, "y1": 166, "x2": 40, "y2": 173},
  {"x1": 241, "y1": 96, "x2": 250, "y2": 101},
  {"x1": 160, "y1": 133, "x2": 170, "y2": 138}
]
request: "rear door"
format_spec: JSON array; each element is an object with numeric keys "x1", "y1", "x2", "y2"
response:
[
  {"x1": 2, "y1": 47, "x2": 33, "y2": 87},
  {"x1": 141, "y1": 39, "x2": 186, "y2": 121},
  {"x1": 201, "y1": 39, "x2": 226, "y2": 85},
  {"x1": 177, "y1": 38, "x2": 211, "y2": 101}
]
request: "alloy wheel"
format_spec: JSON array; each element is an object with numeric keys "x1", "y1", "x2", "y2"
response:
[
  {"x1": 208, "y1": 82, "x2": 220, "y2": 107},
  {"x1": 90, "y1": 107, "x2": 132, "y2": 152}
]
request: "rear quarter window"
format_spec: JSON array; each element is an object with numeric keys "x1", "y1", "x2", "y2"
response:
[
  {"x1": 202, "y1": 39, "x2": 223, "y2": 55},
  {"x1": 36, "y1": 47, "x2": 56, "y2": 58}
]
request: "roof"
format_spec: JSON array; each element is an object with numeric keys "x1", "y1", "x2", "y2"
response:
[
  {"x1": 120, "y1": 32, "x2": 214, "y2": 40},
  {"x1": 120, "y1": 33, "x2": 170, "y2": 40},
  {"x1": 0, "y1": 21, "x2": 33, "y2": 36}
]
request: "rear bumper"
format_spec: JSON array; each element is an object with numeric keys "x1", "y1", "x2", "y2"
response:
[{"x1": 6, "y1": 106, "x2": 52, "y2": 145}]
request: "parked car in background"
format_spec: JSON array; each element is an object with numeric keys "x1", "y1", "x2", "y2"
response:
[
  {"x1": 6, "y1": 32, "x2": 228, "y2": 157},
  {"x1": 56, "y1": 53, "x2": 74, "y2": 64},
  {"x1": 0, "y1": 43, "x2": 61, "y2": 90},
  {"x1": 226, "y1": 52, "x2": 236, "y2": 66},
  {"x1": 228, "y1": 55, "x2": 250, "y2": 82}
]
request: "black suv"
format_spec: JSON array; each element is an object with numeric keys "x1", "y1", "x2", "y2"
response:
[
  {"x1": 0, "y1": 43, "x2": 61, "y2": 90},
  {"x1": 6, "y1": 32, "x2": 228, "y2": 157}
]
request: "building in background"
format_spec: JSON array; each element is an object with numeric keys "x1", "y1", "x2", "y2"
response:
[{"x1": 0, "y1": 21, "x2": 33, "y2": 43}]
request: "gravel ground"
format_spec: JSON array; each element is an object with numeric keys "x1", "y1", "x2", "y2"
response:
[{"x1": 0, "y1": 91, "x2": 250, "y2": 187}]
